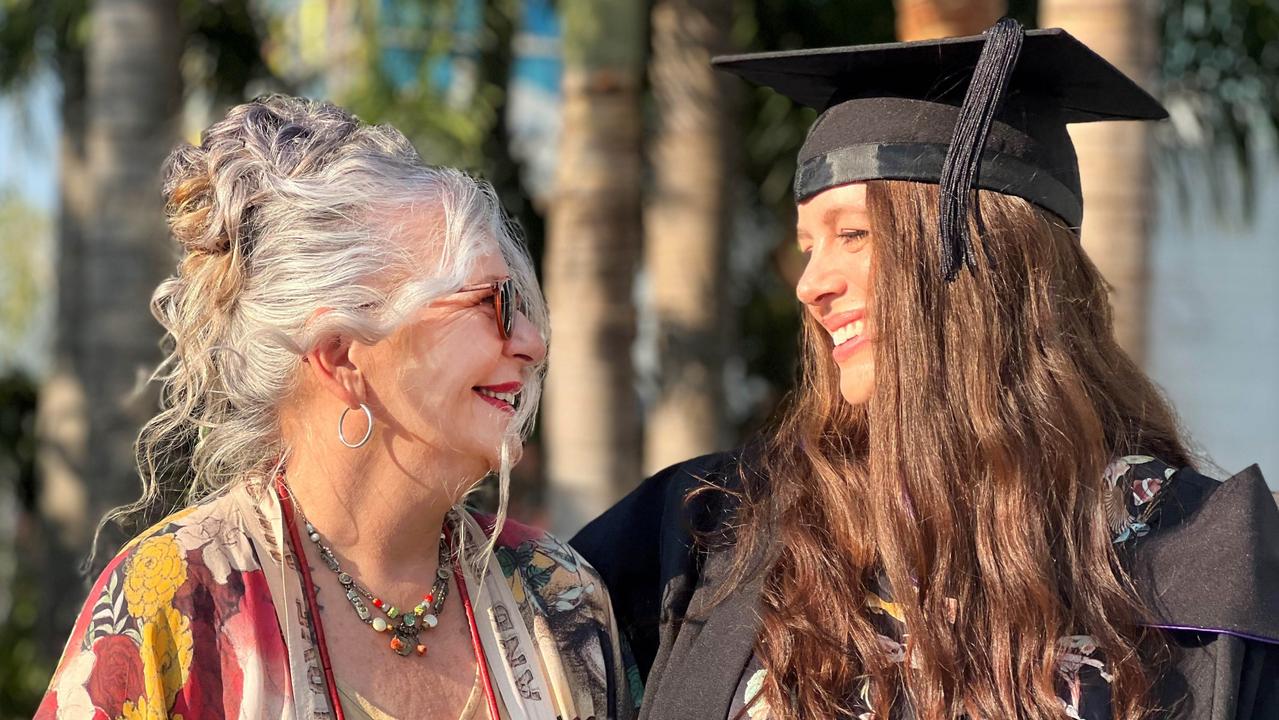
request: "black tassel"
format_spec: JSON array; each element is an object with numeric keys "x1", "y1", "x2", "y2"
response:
[{"x1": 937, "y1": 18, "x2": 1026, "y2": 282}]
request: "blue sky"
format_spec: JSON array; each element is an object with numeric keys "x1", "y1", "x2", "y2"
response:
[{"x1": 0, "y1": 68, "x2": 58, "y2": 212}]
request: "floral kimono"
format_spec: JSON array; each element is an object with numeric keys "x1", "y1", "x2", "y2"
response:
[{"x1": 36, "y1": 482, "x2": 641, "y2": 720}]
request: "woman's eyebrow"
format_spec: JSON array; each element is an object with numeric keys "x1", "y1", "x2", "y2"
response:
[
  {"x1": 462, "y1": 273, "x2": 508, "y2": 286},
  {"x1": 823, "y1": 205, "x2": 869, "y2": 224}
]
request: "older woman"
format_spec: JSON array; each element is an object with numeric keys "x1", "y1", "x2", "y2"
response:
[
  {"x1": 38, "y1": 96, "x2": 638, "y2": 720},
  {"x1": 574, "y1": 21, "x2": 1279, "y2": 720}
]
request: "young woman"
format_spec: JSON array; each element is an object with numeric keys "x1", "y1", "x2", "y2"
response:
[
  {"x1": 38, "y1": 96, "x2": 638, "y2": 720},
  {"x1": 574, "y1": 21, "x2": 1279, "y2": 720}
]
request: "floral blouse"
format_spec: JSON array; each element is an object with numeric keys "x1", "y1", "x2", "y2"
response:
[
  {"x1": 729, "y1": 456, "x2": 1178, "y2": 720},
  {"x1": 35, "y1": 482, "x2": 640, "y2": 720}
]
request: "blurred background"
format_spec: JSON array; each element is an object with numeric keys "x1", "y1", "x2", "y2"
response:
[{"x1": 1, "y1": 0, "x2": 1277, "y2": 712}]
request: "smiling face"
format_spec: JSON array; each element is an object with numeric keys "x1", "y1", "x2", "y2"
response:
[
  {"x1": 352, "y1": 243, "x2": 547, "y2": 479},
  {"x1": 795, "y1": 182, "x2": 876, "y2": 406}
]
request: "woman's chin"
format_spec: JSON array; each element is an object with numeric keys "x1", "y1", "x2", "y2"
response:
[
  {"x1": 838, "y1": 378, "x2": 874, "y2": 406},
  {"x1": 481, "y1": 439, "x2": 523, "y2": 473}
]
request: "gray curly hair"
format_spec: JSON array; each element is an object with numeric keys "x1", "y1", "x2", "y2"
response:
[{"x1": 105, "y1": 95, "x2": 547, "y2": 546}]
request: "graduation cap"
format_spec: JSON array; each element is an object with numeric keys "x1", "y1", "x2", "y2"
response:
[{"x1": 713, "y1": 19, "x2": 1168, "y2": 281}]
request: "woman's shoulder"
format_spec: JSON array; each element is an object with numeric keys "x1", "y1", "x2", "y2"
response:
[
  {"x1": 1113, "y1": 454, "x2": 1273, "y2": 544},
  {"x1": 1118, "y1": 458, "x2": 1279, "y2": 713},
  {"x1": 37, "y1": 489, "x2": 288, "y2": 720},
  {"x1": 114, "y1": 487, "x2": 267, "y2": 587},
  {"x1": 75, "y1": 490, "x2": 265, "y2": 621},
  {"x1": 572, "y1": 448, "x2": 748, "y2": 552},
  {"x1": 475, "y1": 513, "x2": 610, "y2": 614},
  {"x1": 1122, "y1": 456, "x2": 1279, "y2": 643}
]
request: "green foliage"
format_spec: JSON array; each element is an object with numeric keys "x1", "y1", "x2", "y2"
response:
[
  {"x1": 0, "y1": 0, "x2": 90, "y2": 89},
  {"x1": 341, "y1": 0, "x2": 492, "y2": 169},
  {"x1": 0, "y1": 373, "x2": 36, "y2": 517},
  {"x1": 1161, "y1": 0, "x2": 1279, "y2": 211},
  {"x1": 341, "y1": 0, "x2": 544, "y2": 267},
  {"x1": 0, "y1": 0, "x2": 275, "y2": 111},
  {"x1": 0, "y1": 585, "x2": 47, "y2": 719},
  {"x1": 0, "y1": 189, "x2": 49, "y2": 370},
  {"x1": 561, "y1": 0, "x2": 648, "y2": 71},
  {"x1": 180, "y1": 0, "x2": 279, "y2": 103},
  {"x1": 0, "y1": 373, "x2": 44, "y2": 719}
]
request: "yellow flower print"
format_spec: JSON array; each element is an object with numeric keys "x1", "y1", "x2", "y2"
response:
[
  {"x1": 509, "y1": 569, "x2": 528, "y2": 605},
  {"x1": 164, "y1": 605, "x2": 195, "y2": 689},
  {"x1": 121, "y1": 693, "x2": 186, "y2": 720},
  {"x1": 865, "y1": 592, "x2": 906, "y2": 624},
  {"x1": 136, "y1": 604, "x2": 194, "y2": 716},
  {"x1": 124, "y1": 535, "x2": 187, "y2": 620},
  {"x1": 121, "y1": 694, "x2": 159, "y2": 720}
]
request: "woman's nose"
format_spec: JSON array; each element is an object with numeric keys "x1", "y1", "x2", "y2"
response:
[
  {"x1": 795, "y1": 250, "x2": 847, "y2": 308},
  {"x1": 506, "y1": 312, "x2": 547, "y2": 365}
]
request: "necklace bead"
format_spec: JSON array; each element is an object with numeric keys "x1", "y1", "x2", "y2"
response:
[{"x1": 294, "y1": 504, "x2": 457, "y2": 658}]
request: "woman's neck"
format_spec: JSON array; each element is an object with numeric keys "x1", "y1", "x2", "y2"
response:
[{"x1": 281, "y1": 435, "x2": 485, "y2": 595}]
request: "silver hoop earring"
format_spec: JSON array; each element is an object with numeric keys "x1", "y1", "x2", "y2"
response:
[{"x1": 338, "y1": 403, "x2": 374, "y2": 449}]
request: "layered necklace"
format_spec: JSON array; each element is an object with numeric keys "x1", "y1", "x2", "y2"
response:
[{"x1": 298, "y1": 505, "x2": 458, "y2": 658}]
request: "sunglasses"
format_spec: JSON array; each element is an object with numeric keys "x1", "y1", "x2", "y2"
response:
[{"x1": 456, "y1": 277, "x2": 517, "y2": 340}]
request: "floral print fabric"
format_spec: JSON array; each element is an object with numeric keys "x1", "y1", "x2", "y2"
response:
[
  {"x1": 36, "y1": 483, "x2": 638, "y2": 720},
  {"x1": 729, "y1": 456, "x2": 1178, "y2": 720},
  {"x1": 37, "y1": 497, "x2": 290, "y2": 720},
  {"x1": 491, "y1": 521, "x2": 646, "y2": 715}
]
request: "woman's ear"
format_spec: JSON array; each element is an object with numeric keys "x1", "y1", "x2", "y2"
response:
[{"x1": 303, "y1": 333, "x2": 367, "y2": 409}]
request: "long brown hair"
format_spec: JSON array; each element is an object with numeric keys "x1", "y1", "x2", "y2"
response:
[{"x1": 724, "y1": 180, "x2": 1188, "y2": 719}]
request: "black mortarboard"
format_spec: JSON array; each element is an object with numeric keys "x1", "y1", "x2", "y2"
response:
[{"x1": 713, "y1": 20, "x2": 1168, "y2": 281}]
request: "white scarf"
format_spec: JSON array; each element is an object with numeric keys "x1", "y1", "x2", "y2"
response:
[{"x1": 457, "y1": 513, "x2": 561, "y2": 720}]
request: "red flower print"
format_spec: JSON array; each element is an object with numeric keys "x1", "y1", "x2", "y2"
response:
[{"x1": 86, "y1": 635, "x2": 144, "y2": 718}]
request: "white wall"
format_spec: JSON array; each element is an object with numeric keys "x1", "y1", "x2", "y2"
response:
[{"x1": 1148, "y1": 154, "x2": 1279, "y2": 488}]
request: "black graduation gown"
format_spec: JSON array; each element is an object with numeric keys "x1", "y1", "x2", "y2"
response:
[{"x1": 571, "y1": 451, "x2": 1279, "y2": 720}]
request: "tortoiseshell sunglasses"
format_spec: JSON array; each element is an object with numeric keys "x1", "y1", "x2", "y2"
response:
[{"x1": 455, "y1": 277, "x2": 517, "y2": 340}]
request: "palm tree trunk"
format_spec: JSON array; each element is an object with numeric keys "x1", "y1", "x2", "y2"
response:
[
  {"x1": 544, "y1": 0, "x2": 646, "y2": 534},
  {"x1": 35, "y1": 0, "x2": 183, "y2": 642},
  {"x1": 1039, "y1": 0, "x2": 1157, "y2": 363},
  {"x1": 32, "y1": 46, "x2": 94, "y2": 653},
  {"x1": 84, "y1": 0, "x2": 183, "y2": 533},
  {"x1": 643, "y1": 0, "x2": 733, "y2": 474}
]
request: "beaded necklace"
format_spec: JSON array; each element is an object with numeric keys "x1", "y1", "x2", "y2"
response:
[{"x1": 298, "y1": 505, "x2": 457, "y2": 658}]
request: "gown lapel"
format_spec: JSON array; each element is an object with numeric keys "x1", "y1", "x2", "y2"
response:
[{"x1": 641, "y1": 544, "x2": 767, "y2": 720}]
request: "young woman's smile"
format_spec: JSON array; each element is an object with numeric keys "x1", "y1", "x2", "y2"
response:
[{"x1": 795, "y1": 182, "x2": 876, "y2": 405}]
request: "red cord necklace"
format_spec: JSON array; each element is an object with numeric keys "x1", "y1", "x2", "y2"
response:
[{"x1": 275, "y1": 476, "x2": 501, "y2": 719}]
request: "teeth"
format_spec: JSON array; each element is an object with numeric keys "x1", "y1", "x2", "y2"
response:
[
  {"x1": 830, "y1": 319, "x2": 865, "y2": 346},
  {"x1": 477, "y1": 388, "x2": 518, "y2": 406}
]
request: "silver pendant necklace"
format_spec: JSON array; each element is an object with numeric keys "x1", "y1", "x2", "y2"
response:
[{"x1": 299, "y1": 507, "x2": 458, "y2": 657}]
